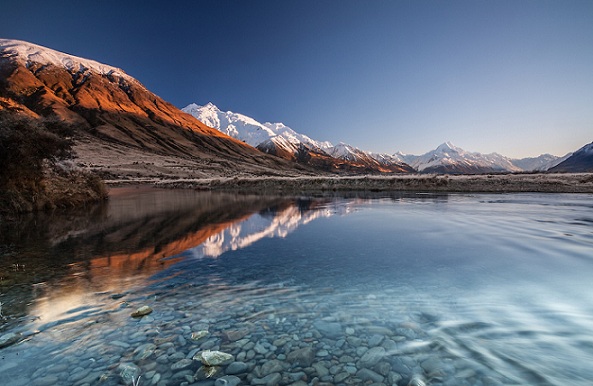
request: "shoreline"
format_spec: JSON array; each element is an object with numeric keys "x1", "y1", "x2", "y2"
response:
[{"x1": 105, "y1": 173, "x2": 593, "y2": 195}]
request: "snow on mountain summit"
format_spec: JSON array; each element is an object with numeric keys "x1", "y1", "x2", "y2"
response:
[
  {"x1": 182, "y1": 102, "x2": 330, "y2": 150},
  {"x1": 399, "y1": 142, "x2": 522, "y2": 173},
  {"x1": 0, "y1": 38, "x2": 133, "y2": 81}
]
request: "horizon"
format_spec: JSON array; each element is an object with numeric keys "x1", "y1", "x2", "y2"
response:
[{"x1": 2, "y1": 0, "x2": 592, "y2": 158}]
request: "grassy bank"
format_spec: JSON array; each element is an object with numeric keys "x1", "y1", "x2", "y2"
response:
[{"x1": 154, "y1": 173, "x2": 593, "y2": 194}]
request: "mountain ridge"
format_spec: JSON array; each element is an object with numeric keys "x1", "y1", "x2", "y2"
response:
[
  {"x1": 0, "y1": 38, "x2": 309, "y2": 180},
  {"x1": 549, "y1": 142, "x2": 593, "y2": 173},
  {"x1": 184, "y1": 103, "x2": 568, "y2": 174},
  {"x1": 183, "y1": 102, "x2": 413, "y2": 173}
]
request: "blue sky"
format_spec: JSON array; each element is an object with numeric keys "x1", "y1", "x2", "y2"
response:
[{"x1": 2, "y1": 0, "x2": 592, "y2": 158}]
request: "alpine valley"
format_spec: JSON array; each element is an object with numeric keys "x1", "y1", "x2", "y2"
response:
[{"x1": 0, "y1": 38, "x2": 589, "y2": 184}]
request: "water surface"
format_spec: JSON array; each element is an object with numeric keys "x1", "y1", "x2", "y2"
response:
[{"x1": 1, "y1": 189, "x2": 592, "y2": 386}]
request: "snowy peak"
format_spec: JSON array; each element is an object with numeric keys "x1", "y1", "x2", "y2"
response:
[
  {"x1": 399, "y1": 142, "x2": 522, "y2": 173},
  {"x1": 435, "y1": 141, "x2": 460, "y2": 153},
  {"x1": 0, "y1": 38, "x2": 133, "y2": 82},
  {"x1": 182, "y1": 102, "x2": 331, "y2": 152},
  {"x1": 182, "y1": 103, "x2": 414, "y2": 173}
]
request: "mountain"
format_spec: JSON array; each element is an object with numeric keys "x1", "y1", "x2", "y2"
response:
[
  {"x1": 397, "y1": 142, "x2": 523, "y2": 174},
  {"x1": 183, "y1": 103, "x2": 413, "y2": 173},
  {"x1": 511, "y1": 153, "x2": 568, "y2": 171},
  {"x1": 0, "y1": 38, "x2": 304, "y2": 179},
  {"x1": 548, "y1": 142, "x2": 593, "y2": 172},
  {"x1": 326, "y1": 142, "x2": 414, "y2": 172}
]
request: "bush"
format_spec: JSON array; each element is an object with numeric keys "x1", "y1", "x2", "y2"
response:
[
  {"x1": 0, "y1": 111, "x2": 106, "y2": 213},
  {"x1": 0, "y1": 112, "x2": 73, "y2": 188}
]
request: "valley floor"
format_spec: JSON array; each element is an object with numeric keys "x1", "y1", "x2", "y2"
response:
[
  {"x1": 73, "y1": 139, "x2": 593, "y2": 195},
  {"x1": 152, "y1": 173, "x2": 593, "y2": 194}
]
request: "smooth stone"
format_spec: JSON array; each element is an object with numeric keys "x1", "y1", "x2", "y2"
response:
[
  {"x1": 214, "y1": 375, "x2": 241, "y2": 386},
  {"x1": 0, "y1": 332, "x2": 21, "y2": 348},
  {"x1": 387, "y1": 371, "x2": 403, "y2": 385},
  {"x1": 33, "y1": 375, "x2": 59, "y2": 386},
  {"x1": 344, "y1": 366, "x2": 357, "y2": 375},
  {"x1": 111, "y1": 340, "x2": 131, "y2": 349},
  {"x1": 407, "y1": 375, "x2": 427, "y2": 386},
  {"x1": 357, "y1": 368, "x2": 384, "y2": 383},
  {"x1": 345, "y1": 327, "x2": 355, "y2": 335},
  {"x1": 312, "y1": 363, "x2": 329, "y2": 377},
  {"x1": 254, "y1": 343, "x2": 268, "y2": 355},
  {"x1": 313, "y1": 321, "x2": 342, "y2": 338},
  {"x1": 46, "y1": 364, "x2": 69, "y2": 373},
  {"x1": 368, "y1": 334, "x2": 384, "y2": 347},
  {"x1": 287, "y1": 347, "x2": 315, "y2": 367},
  {"x1": 260, "y1": 359, "x2": 284, "y2": 376},
  {"x1": 273, "y1": 338, "x2": 288, "y2": 347},
  {"x1": 223, "y1": 329, "x2": 249, "y2": 342},
  {"x1": 376, "y1": 361, "x2": 392, "y2": 376},
  {"x1": 131, "y1": 305, "x2": 153, "y2": 318},
  {"x1": 316, "y1": 349, "x2": 329, "y2": 357},
  {"x1": 194, "y1": 350, "x2": 234, "y2": 366},
  {"x1": 395, "y1": 327, "x2": 417, "y2": 340},
  {"x1": 171, "y1": 358, "x2": 193, "y2": 371},
  {"x1": 118, "y1": 363, "x2": 141, "y2": 385},
  {"x1": 191, "y1": 330, "x2": 210, "y2": 341},
  {"x1": 156, "y1": 354, "x2": 169, "y2": 364},
  {"x1": 339, "y1": 355, "x2": 354, "y2": 363},
  {"x1": 347, "y1": 336, "x2": 362, "y2": 346},
  {"x1": 359, "y1": 347, "x2": 386, "y2": 368},
  {"x1": 421, "y1": 357, "x2": 442, "y2": 373},
  {"x1": 67, "y1": 368, "x2": 90, "y2": 382},
  {"x1": 172, "y1": 369, "x2": 194, "y2": 380},
  {"x1": 252, "y1": 372, "x2": 282, "y2": 386},
  {"x1": 151, "y1": 373, "x2": 161, "y2": 385},
  {"x1": 335, "y1": 372, "x2": 350, "y2": 383},
  {"x1": 225, "y1": 361, "x2": 248, "y2": 375},
  {"x1": 282, "y1": 371, "x2": 306, "y2": 383},
  {"x1": 134, "y1": 343, "x2": 157, "y2": 360}
]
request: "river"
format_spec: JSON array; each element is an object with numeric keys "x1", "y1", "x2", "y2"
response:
[{"x1": 1, "y1": 188, "x2": 592, "y2": 385}]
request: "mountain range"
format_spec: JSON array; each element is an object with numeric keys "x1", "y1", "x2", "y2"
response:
[
  {"x1": 184, "y1": 103, "x2": 571, "y2": 174},
  {"x1": 0, "y1": 38, "x2": 590, "y2": 177}
]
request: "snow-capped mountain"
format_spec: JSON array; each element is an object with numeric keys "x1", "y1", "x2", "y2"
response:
[
  {"x1": 183, "y1": 103, "x2": 413, "y2": 173},
  {"x1": 182, "y1": 102, "x2": 330, "y2": 151},
  {"x1": 511, "y1": 154, "x2": 568, "y2": 171},
  {"x1": 397, "y1": 142, "x2": 522, "y2": 174},
  {"x1": 549, "y1": 142, "x2": 593, "y2": 173},
  {"x1": 324, "y1": 143, "x2": 414, "y2": 172}
]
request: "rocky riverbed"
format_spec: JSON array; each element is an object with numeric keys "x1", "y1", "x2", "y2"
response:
[{"x1": 0, "y1": 274, "x2": 505, "y2": 386}]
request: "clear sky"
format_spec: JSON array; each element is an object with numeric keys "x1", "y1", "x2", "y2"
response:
[{"x1": 2, "y1": 0, "x2": 592, "y2": 158}]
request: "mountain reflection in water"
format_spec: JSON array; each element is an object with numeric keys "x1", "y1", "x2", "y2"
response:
[{"x1": 0, "y1": 188, "x2": 353, "y2": 334}]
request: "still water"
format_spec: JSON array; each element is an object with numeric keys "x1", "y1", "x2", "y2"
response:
[{"x1": 1, "y1": 188, "x2": 593, "y2": 386}]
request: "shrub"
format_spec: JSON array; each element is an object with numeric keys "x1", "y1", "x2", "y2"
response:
[{"x1": 0, "y1": 111, "x2": 106, "y2": 213}]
